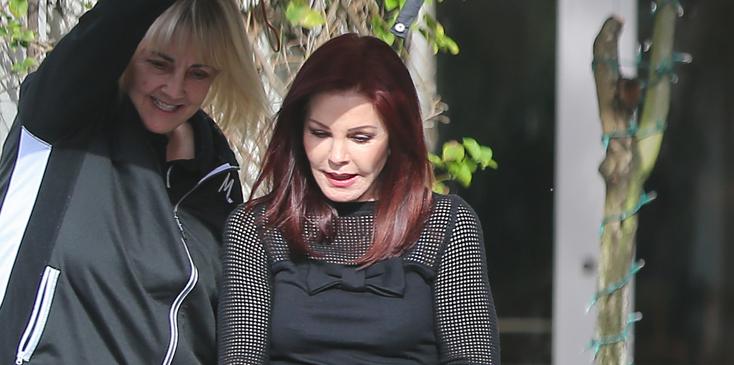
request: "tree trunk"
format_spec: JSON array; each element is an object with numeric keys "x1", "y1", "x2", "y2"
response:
[{"x1": 592, "y1": 2, "x2": 679, "y2": 364}]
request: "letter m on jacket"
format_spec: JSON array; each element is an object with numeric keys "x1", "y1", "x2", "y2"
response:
[{"x1": 218, "y1": 173, "x2": 235, "y2": 204}]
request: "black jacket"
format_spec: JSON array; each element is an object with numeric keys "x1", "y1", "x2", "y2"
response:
[{"x1": 0, "y1": 0, "x2": 243, "y2": 363}]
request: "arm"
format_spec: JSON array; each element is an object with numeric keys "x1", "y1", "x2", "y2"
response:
[
  {"x1": 18, "y1": 0, "x2": 175, "y2": 143},
  {"x1": 434, "y1": 196, "x2": 501, "y2": 364},
  {"x1": 218, "y1": 206, "x2": 271, "y2": 364}
]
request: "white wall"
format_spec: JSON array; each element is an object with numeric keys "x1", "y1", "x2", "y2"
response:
[{"x1": 554, "y1": 1, "x2": 637, "y2": 364}]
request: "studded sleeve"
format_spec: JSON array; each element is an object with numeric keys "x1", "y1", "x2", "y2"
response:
[
  {"x1": 434, "y1": 196, "x2": 501, "y2": 364},
  {"x1": 217, "y1": 206, "x2": 271, "y2": 364}
]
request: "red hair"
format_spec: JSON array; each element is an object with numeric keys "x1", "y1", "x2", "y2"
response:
[{"x1": 248, "y1": 33, "x2": 433, "y2": 265}]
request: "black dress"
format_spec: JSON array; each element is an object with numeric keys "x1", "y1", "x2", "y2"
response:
[{"x1": 218, "y1": 194, "x2": 501, "y2": 364}]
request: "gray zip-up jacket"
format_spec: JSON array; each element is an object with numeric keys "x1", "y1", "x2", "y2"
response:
[{"x1": 0, "y1": 0, "x2": 243, "y2": 363}]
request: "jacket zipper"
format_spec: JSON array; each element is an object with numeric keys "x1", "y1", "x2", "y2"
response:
[
  {"x1": 15, "y1": 266, "x2": 61, "y2": 364},
  {"x1": 160, "y1": 163, "x2": 236, "y2": 365}
]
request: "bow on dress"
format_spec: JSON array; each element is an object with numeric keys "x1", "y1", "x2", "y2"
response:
[{"x1": 305, "y1": 257, "x2": 406, "y2": 297}]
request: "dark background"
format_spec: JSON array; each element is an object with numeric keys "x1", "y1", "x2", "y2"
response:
[
  {"x1": 437, "y1": 1, "x2": 556, "y2": 363},
  {"x1": 437, "y1": 0, "x2": 734, "y2": 363}
]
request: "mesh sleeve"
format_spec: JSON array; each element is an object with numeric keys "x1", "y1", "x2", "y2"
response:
[
  {"x1": 434, "y1": 197, "x2": 501, "y2": 364},
  {"x1": 217, "y1": 206, "x2": 271, "y2": 364}
]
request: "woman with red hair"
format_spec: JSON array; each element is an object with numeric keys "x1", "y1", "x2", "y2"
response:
[{"x1": 218, "y1": 33, "x2": 500, "y2": 364}]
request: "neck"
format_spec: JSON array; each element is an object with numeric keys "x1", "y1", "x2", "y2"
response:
[{"x1": 165, "y1": 121, "x2": 195, "y2": 161}]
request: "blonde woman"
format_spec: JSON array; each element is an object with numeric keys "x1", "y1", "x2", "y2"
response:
[{"x1": 0, "y1": 0, "x2": 267, "y2": 363}]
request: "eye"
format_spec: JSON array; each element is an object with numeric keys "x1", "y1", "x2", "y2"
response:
[
  {"x1": 308, "y1": 128, "x2": 330, "y2": 138},
  {"x1": 189, "y1": 68, "x2": 212, "y2": 80},
  {"x1": 350, "y1": 133, "x2": 374, "y2": 144},
  {"x1": 146, "y1": 58, "x2": 170, "y2": 71}
]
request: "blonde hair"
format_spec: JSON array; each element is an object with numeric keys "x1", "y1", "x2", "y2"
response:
[{"x1": 123, "y1": 0, "x2": 269, "y2": 188}]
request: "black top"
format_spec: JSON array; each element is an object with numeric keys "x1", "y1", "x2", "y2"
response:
[{"x1": 218, "y1": 194, "x2": 501, "y2": 364}]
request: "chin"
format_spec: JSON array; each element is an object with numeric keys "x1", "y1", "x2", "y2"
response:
[
  {"x1": 141, "y1": 116, "x2": 182, "y2": 135},
  {"x1": 141, "y1": 121, "x2": 171, "y2": 135},
  {"x1": 324, "y1": 190, "x2": 370, "y2": 203}
]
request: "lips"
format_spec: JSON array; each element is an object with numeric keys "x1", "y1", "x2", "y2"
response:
[
  {"x1": 324, "y1": 172, "x2": 358, "y2": 187},
  {"x1": 152, "y1": 96, "x2": 181, "y2": 112}
]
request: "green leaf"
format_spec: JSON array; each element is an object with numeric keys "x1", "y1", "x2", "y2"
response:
[
  {"x1": 479, "y1": 146, "x2": 498, "y2": 169},
  {"x1": 11, "y1": 57, "x2": 36, "y2": 74},
  {"x1": 20, "y1": 29, "x2": 34, "y2": 42},
  {"x1": 428, "y1": 152, "x2": 444, "y2": 168},
  {"x1": 462, "y1": 137, "x2": 481, "y2": 161},
  {"x1": 10, "y1": 27, "x2": 34, "y2": 47},
  {"x1": 444, "y1": 36, "x2": 460, "y2": 55},
  {"x1": 371, "y1": 23, "x2": 395, "y2": 45},
  {"x1": 465, "y1": 158, "x2": 478, "y2": 173},
  {"x1": 370, "y1": 15, "x2": 384, "y2": 31},
  {"x1": 370, "y1": 15, "x2": 395, "y2": 44},
  {"x1": 301, "y1": 11, "x2": 325, "y2": 28},
  {"x1": 8, "y1": 20, "x2": 21, "y2": 36},
  {"x1": 423, "y1": 13, "x2": 437, "y2": 29},
  {"x1": 432, "y1": 181, "x2": 449, "y2": 195},
  {"x1": 382, "y1": 32, "x2": 395, "y2": 45},
  {"x1": 285, "y1": 1, "x2": 306, "y2": 25},
  {"x1": 285, "y1": 0, "x2": 324, "y2": 29},
  {"x1": 434, "y1": 23, "x2": 445, "y2": 37},
  {"x1": 447, "y1": 161, "x2": 472, "y2": 188},
  {"x1": 388, "y1": 9, "x2": 400, "y2": 25},
  {"x1": 9, "y1": 0, "x2": 28, "y2": 19},
  {"x1": 442, "y1": 140, "x2": 464, "y2": 162},
  {"x1": 385, "y1": 0, "x2": 399, "y2": 11}
]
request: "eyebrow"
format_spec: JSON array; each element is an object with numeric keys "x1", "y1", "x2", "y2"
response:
[
  {"x1": 306, "y1": 118, "x2": 379, "y2": 132},
  {"x1": 151, "y1": 51, "x2": 213, "y2": 69}
]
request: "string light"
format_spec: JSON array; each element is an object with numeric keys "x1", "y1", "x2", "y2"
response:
[
  {"x1": 589, "y1": 312, "x2": 644, "y2": 359},
  {"x1": 588, "y1": 2, "x2": 691, "y2": 362},
  {"x1": 601, "y1": 119, "x2": 667, "y2": 150},
  {"x1": 649, "y1": 53, "x2": 692, "y2": 86},
  {"x1": 591, "y1": 58, "x2": 621, "y2": 72},
  {"x1": 599, "y1": 191, "x2": 657, "y2": 237},
  {"x1": 592, "y1": 52, "x2": 692, "y2": 86},
  {"x1": 651, "y1": 0, "x2": 684, "y2": 17},
  {"x1": 587, "y1": 260, "x2": 646, "y2": 312}
]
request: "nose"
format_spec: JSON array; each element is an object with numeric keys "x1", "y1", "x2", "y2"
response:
[
  {"x1": 328, "y1": 139, "x2": 349, "y2": 167},
  {"x1": 162, "y1": 71, "x2": 186, "y2": 100}
]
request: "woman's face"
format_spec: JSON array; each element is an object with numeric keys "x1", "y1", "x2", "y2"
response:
[
  {"x1": 126, "y1": 39, "x2": 218, "y2": 135},
  {"x1": 303, "y1": 90, "x2": 390, "y2": 203}
]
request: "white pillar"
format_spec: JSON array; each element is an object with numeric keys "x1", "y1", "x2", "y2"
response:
[
  {"x1": 554, "y1": 1, "x2": 637, "y2": 364},
  {"x1": 405, "y1": 4, "x2": 438, "y2": 152}
]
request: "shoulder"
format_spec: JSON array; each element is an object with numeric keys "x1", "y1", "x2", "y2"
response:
[
  {"x1": 432, "y1": 193, "x2": 484, "y2": 245},
  {"x1": 415, "y1": 193, "x2": 481, "y2": 240},
  {"x1": 404, "y1": 194, "x2": 477, "y2": 267},
  {"x1": 191, "y1": 110, "x2": 240, "y2": 167},
  {"x1": 226, "y1": 202, "x2": 266, "y2": 230},
  {"x1": 222, "y1": 203, "x2": 269, "y2": 257},
  {"x1": 429, "y1": 193, "x2": 480, "y2": 222},
  {"x1": 19, "y1": 71, "x2": 38, "y2": 100}
]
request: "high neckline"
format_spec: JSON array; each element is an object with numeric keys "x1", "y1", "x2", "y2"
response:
[{"x1": 330, "y1": 200, "x2": 376, "y2": 217}]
